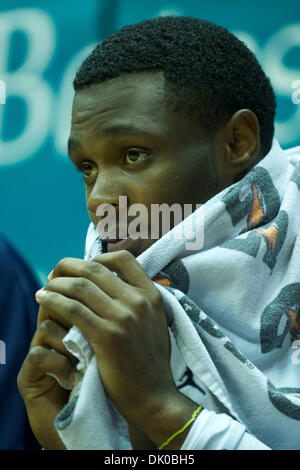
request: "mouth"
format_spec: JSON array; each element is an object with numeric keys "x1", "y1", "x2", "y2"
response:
[{"x1": 104, "y1": 237, "x2": 136, "y2": 253}]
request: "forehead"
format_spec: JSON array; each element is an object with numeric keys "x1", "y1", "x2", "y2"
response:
[{"x1": 70, "y1": 72, "x2": 170, "y2": 139}]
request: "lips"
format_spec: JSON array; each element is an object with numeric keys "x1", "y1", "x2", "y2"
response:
[{"x1": 106, "y1": 237, "x2": 136, "y2": 252}]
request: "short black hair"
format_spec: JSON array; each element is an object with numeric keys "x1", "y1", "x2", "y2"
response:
[{"x1": 74, "y1": 16, "x2": 276, "y2": 156}]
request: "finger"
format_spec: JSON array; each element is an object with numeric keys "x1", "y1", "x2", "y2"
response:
[
  {"x1": 37, "y1": 305, "x2": 64, "y2": 328},
  {"x1": 30, "y1": 319, "x2": 78, "y2": 366},
  {"x1": 18, "y1": 346, "x2": 75, "y2": 392},
  {"x1": 49, "y1": 257, "x2": 128, "y2": 298},
  {"x1": 93, "y1": 250, "x2": 153, "y2": 288},
  {"x1": 35, "y1": 289, "x2": 104, "y2": 339},
  {"x1": 44, "y1": 276, "x2": 120, "y2": 319}
]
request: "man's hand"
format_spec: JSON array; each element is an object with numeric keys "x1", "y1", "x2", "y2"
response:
[
  {"x1": 17, "y1": 306, "x2": 77, "y2": 449},
  {"x1": 19, "y1": 250, "x2": 199, "y2": 449},
  {"x1": 34, "y1": 251, "x2": 174, "y2": 426}
]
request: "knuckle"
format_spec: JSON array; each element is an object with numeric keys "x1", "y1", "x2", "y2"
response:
[
  {"x1": 57, "y1": 257, "x2": 72, "y2": 271},
  {"x1": 87, "y1": 261, "x2": 102, "y2": 275},
  {"x1": 28, "y1": 345, "x2": 46, "y2": 363},
  {"x1": 119, "y1": 250, "x2": 134, "y2": 261},
  {"x1": 119, "y1": 309, "x2": 134, "y2": 326},
  {"x1": 131, "y1": 294, "x2": 148, "y2": 312},
  {"x1": 38, "y1": 319, "x2": 55, "y2": 335},
  {"x1": 73, "y1": 276, "x2": 88, "y2": 291},
  {"x1": 75, "y1": 261, "x2": 101, "y2": 280},
  {"x1": 66, "y1": 299, "x2": 82, "y2": 317}
]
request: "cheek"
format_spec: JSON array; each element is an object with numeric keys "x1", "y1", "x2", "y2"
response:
[
  {"x1": 177, "y1": 160, "x2": 219, "y2": 204},
  {"x1": 133, "y1": 166, "x2": 192, "y2": 207}
]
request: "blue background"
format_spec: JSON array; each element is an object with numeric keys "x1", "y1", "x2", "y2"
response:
[{"x1": 0, "y1": 0, "x2": 299, "y2": 284}]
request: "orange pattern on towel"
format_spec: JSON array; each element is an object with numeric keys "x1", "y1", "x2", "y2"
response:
[{"x1": 152, "y1": 274, "x2": 171, "y2": 287}]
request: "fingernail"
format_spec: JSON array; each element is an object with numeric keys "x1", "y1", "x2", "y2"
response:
[
  {"x1": 48, "y1": 270, "x2": 54, "y2": 280},
  {"x1": 35, "y1": 288, "x2": 46, "y2": 299}
]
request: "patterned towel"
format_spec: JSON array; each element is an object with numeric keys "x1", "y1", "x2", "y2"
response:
[{"x1": 54, "y1": 138, "x2": 300, "y2": 450}]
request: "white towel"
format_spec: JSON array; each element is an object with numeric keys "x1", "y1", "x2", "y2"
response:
[{"x1": 54, "y1": 138, "x2": 300, "y2": 450}]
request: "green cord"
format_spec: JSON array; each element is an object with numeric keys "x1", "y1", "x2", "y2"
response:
[{"x1": 158, "y1": 405, "x2": 203, "y2": 450}]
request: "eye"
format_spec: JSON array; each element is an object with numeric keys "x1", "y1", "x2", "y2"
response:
[
  {"x1": 124, "y1": 149, "x2": 149, "y2": 165},
  {"x1": 76, "y1": 161, "x2": 98, "y2": 180}
]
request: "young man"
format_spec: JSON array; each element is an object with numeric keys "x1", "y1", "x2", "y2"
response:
[{"x1": 18, "y1": 16, "x2": 300, "y2": 450}]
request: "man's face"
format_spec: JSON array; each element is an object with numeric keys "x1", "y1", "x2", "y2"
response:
[{"x1": 68, "y1": 72, "x2": 224, "y2": 257}]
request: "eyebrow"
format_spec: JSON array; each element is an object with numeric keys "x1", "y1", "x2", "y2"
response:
[
  {"x1": 67, "y1": 124, "x2": 159, "y2": 154},
  {"x1": 98, "y1": 124, "x2": 155, "y2": 139}
]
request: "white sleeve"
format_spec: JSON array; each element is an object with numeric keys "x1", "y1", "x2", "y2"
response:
[{"x1": 180, "y1": 408, "x2": 270, "y2": 450}]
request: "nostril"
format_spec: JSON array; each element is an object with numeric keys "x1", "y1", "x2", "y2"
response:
[
  {"x1": 96, "y1": 202, "x2": 118, "y2": 216},
  {"x1": 87, "y1": 202, "x2": 118, "y2": 217}
]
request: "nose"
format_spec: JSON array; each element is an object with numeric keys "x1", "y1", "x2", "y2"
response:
[{"x1": 86, "y1": 171, "x2": 122, "y2": 215}]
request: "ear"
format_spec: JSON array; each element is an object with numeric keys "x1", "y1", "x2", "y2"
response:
[{"x1": 224, "y1": 109, "x2": 261, "y2": 181}]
